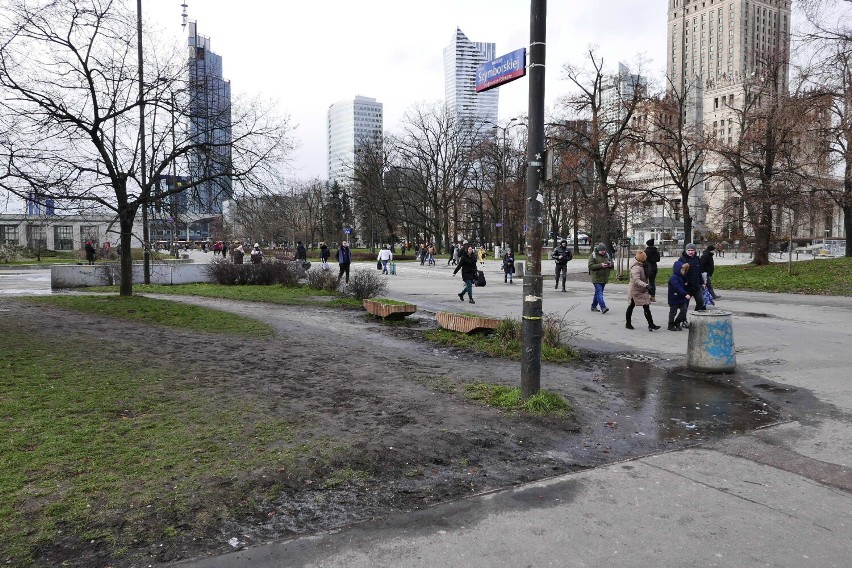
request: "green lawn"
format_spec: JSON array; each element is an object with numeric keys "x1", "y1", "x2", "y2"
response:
[{"x1": 712, "y1": 257, "x2": 852, "y2": 296}]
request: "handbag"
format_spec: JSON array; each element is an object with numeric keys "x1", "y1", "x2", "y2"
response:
[
  {"x1": 377, "y1": 260, "x2": 383, "y2": 270},
  {"x1": 702, "y1": 287, "x2": 715, "y2": 306}
]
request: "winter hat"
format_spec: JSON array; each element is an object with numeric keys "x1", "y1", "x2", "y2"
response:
[
  {"x1": 685, "y1": 243, "x2": 696, "y2": 251},
  {"x1": 646, "y1": 238, "x2": 655, "y2": 246},
  {"x1": 595, "y1": 242, "x2": 607, "y2": 252},
  {"x1": 635, "y1": 250, "x2": 647, "y2": 262}
]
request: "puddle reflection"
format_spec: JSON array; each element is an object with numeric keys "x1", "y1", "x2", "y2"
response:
[{"x1": 606, "y1": 358, "x2": 777, "y2": 441}]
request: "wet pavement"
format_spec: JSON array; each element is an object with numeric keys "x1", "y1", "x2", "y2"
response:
[{"x1": 0, "y1": 268, "x2": 52, "y2": 295}]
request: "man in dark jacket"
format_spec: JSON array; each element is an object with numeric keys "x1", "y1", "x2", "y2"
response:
[
  {"x1": 295, "y1": 241, "x2": 307, "y2": 261},
  {"x1": 644, "y1": 238, "x2": 661, "y2": 301},
  {"x1": 667, "y1": 263, "x2": 692, "y2": 330},
  {"x1": 699, "y1": 244, "x2": 720, "y2": 300},
  {"x1": 453, "y1": 244, "x2": 478, "y2": 303},
  {"x1": 336, "y1": 241, "x2": 352, "y2": 284},
  {"x1": 672, "y1": 243, "x2": 705, "y2": 320},
  {"x1": 551, "y1": 240, "x2": 573, "y2": 292}
]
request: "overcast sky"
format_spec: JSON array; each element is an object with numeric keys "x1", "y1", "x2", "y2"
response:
[{"x1": 149, "y1": 1, "x2": 669, "y2": 180}]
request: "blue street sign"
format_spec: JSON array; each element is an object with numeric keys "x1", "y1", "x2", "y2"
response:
[
  {"x1": 495, "y1": 223, "x2": 503, "y2": 227},
  {"x1": 344, "y1": 228, "x2": 351, "y2": 234},
  {"x1": 476, "y1": 48, "x2": 527, "y2": 93}
]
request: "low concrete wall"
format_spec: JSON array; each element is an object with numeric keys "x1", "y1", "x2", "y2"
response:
[{"x1": 51, "y1": 262, "x2": 212, "y2": 289}]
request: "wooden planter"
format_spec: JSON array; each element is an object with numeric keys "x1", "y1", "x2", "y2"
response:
[
  {"x1": 436, "y1": 311, "x2": 500, "y2": 334},
  {"x1": 363, "y1": 299, "x2": 417, "y2": 320}
]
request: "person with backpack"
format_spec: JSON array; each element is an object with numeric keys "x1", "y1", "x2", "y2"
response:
[
  {"x1": 453, "y1": 244, "x2": 478, "y2": 304},
  {"x1": 551, "y1": 239, "x2": 573, "y2": 292}
]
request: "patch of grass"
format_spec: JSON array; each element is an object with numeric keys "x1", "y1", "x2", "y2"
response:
[
  {"x1": 85, "y1": 282, "x2": 350, "y2": 306},
  {"x1": 322, "y1": 467, "x2": 369, "y2": 489},
  {"x1": 0, "y1": 329, "x2": 342, "y2": 565},
  {"x1": 424, "y1": 323, "x2": 576, "y2": 363},
  {"x1": 368, "y1": 298, "x2": 412, "y2": 306},
  {"x1": 713, "y1": 257, "x2": 852, "y2": 295},
  {"x1": 464, "y1": 383, "x2": 571, "y2": 417},
  {"x1": 25, "y1": 295, "x2": 273, "y2": 337}
]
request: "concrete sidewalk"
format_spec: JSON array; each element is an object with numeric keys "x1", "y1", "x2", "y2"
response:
[{"x1": 176, "y1": 258, "x2": 852, "y2": 568}]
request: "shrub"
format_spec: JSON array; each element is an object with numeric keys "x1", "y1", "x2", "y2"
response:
[
  {"x1": 342, "y1": 268, "x2": 387, "y2": 300},
  {"x1": 206, "y1": 259, "x2": 300, "y2": 286},
  {"x1": 0, "y1": 244, "x2": 24, "y2": 263},
  {"x1": 305, "y1": 268, "x2": 339, "y2": 292},
  {"x1": 541, "y1": 310, "x2": 585, "y2": 348},
  {"x1": 494, "y1": 317, "x2": 521, "y2": 343}
]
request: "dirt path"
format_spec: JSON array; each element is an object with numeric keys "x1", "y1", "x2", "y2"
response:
[{"x1": 2, "y1": 296, "x2": 772, "y2": 566}]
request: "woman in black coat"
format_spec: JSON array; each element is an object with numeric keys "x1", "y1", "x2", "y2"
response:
[{"x1": 453, "y1": 245, "x2": 478, "y2": 303}]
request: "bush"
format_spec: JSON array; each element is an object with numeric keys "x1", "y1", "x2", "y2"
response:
[
  {"x1": 494, "y1": 317, "x2": 521, "y2": 343},
  {"x1": 304, "y1": 267, "x2": 339, "y2": 292},
  {"x1": 206, "y1": 259, "x2": 300, "y2": 286},
  {"x1": 0, "y1": 244, "x2": 24, "y2": 263},
  {"x1": 342, "y1": 268, "x2": 387, "y2": 300},
  {"x1": 541, "y1": 310, "x2": 585, "y2": 348}
]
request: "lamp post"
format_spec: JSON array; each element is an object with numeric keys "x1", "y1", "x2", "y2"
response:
[
  {"x1": 487, "y1": 118, "x2": 520, "y2": 252},
  {"x1": 136, "y1": 0, "x2": 151, "y2": 284}
]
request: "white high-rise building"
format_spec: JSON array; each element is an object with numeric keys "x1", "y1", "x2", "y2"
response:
[
  {"x1": 327, "y1": 96, "x2": 383, "y2": 185},
  {"x1": 443, "y1": 28, "x2": 498, "y2": 126}
]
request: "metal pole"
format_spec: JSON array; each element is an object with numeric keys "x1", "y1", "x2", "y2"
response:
[
  {"x1": 521, "y1": 0, "x2": 546, "y2": 399},
  {"x1": 137, "y1": 0, "x2": 150, "y2": 283}
]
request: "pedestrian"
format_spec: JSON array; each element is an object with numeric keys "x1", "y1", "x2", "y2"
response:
[
  {"x1": 213, "y1": 241, "x2": 222, "y2": 256},
  {"x1": 502, "y1": 249, "x2": 516, "y2": 284},
  {"x1": 667, "y1": 263, "x2": 692, "y2": 331},
  {"x1": 428, "y1": 243, "x2": 436, "y2": 265},
  {"x1": 84, "y1": 240, "x2": 96, "y2": 265},
  {"x1": 551, "y1": 239, "x2": 573, "y2": 292},
  {"x1": 233, "y1": 243, "x2": 245, "y2": 264},
  {"x1": 700, "y1": 244, "x2": 721, "y2": 300},
  {"x1": 319, "y1": 242, "x2": 330, "y2": 270},
  {"x1": 452, "y1": 242, "x2": 461, "y2": 265},
  {"x1": 673, "y1": 243, "x2": 705, "y2": 319},
  {"x1": 250, "y1": 243, "x2": 263, "y2": 264},
  {"x1": 625, "y1": 251, "x2": 661, "y2": 331},
  {"x1": 221, "y1": 241, "x2": 228, "y2": 258},
  {"x1": 336, "y1": 240, "x2": 352, "y2": 284},
  {"x1": 295, "y1": 241, "x2": 307, "y2": 262},
  {"x1": 453, "y1": 244, "x2": 478, "y2": 304},
  {"x1": 419, "y1": 243, "x2": 427, "y2": 266},
  {"x1": 477, "y1": 246, "x2": 486, "y2": 266},
  {"x1": 644, "y1": 238, "x2": 661, "y2": 301},
  {"x1": 588, "y1": 242, "x2": 613, "y2": 314},
  {"x1": 377, "y1": 244, "x2": 393, "y2": 274},
  {"x1": 447, "y1": 243, "x2": 456, "y2": 265}
]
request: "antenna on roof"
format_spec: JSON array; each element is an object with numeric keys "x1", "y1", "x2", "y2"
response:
[{"x1": 181, "y1": 2, "x2": 188, "y2": 29}]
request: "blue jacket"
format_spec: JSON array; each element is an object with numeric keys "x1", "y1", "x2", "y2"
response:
[
  {"x1": 667, "y1": 272, "x2": 689, "y2": 306},
  {"x1": 672, "y1": 253, "x2": 701, "y2": 290}
]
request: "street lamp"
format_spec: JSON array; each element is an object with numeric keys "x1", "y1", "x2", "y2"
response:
[{"x1": 486, "y1": 118, "x2": 522, "y2": 252}]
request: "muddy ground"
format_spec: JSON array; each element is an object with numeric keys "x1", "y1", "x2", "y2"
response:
[{"x1": 3, "y1": 296, "x2": 780, "y2": 567}]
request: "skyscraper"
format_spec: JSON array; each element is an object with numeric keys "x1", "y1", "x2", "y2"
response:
[
  {"x1": 443, "y1": 28, "x2": 499, "y2": 126},
  {"x1": 667, "y1": 0, "x2": 791, "y2": 127},
  {"x1": 187, "y1": 21, "x2": 232, "y2": 215},
  {"x1": 327, "y1": 96, "x2": 384, "y2": 185}
]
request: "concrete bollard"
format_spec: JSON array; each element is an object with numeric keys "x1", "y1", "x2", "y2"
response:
[
  {"x1": 515, "y1": 261, "x2": 524, "y2": 278},
  {"x1": 687, "y1": 309, "x2": 736, "y2": 373}
]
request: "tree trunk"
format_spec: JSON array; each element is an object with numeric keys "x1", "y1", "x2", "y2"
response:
[
  {"x1": 118, "y1": 211, "x2": 135, "y2": 296},
  {"x1": 844, "y1": 205, "x2": 852, "y2": 257},
  {"x1": 752, "y1": 201, "x2": 773, "y2": 265}
]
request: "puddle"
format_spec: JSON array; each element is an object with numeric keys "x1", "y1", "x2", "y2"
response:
[{"x1": 599, "y1": 357, "x2": 779, "y2": 442}]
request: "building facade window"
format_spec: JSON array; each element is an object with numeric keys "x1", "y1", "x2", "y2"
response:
[
  {"x1": 0, "y1": 225, "x2": 18, "y2": 245},
  {"x1": 54, "y1": 225, "x2": 74, "y2": 250}
]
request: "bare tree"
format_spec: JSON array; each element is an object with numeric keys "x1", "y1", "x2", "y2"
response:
[
  {"x1": 640, "y1": 78, "x2": 707, "y2": 244},
  {"x1": 711, "y1": 52, "x2": 823, "y2": 264},
  {"x1": 394, "y1": 103, "x2": 478, "y2": 250},
  {"x1": 0, "y1": 0, "x2": 293, "y2": 294},
  {"x1": 553, "y1": 51, "x2": 646, "y2": 249}
]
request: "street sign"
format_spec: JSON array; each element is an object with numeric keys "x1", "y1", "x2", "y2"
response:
[
  {"x1": 495, "y1": 223, "x2": 503, "y2": 227},
  {"x1": 344, "y1": 228, "x2": 351, "y2": 234},
  {"x1": 476, "y1": 48, "x2": 527, "y2": 93}
]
